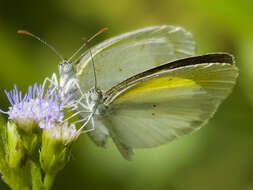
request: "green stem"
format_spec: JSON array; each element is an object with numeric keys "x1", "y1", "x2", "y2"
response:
[
  {"x1": 31, "y1": 162, "x2": 43, "y2": 190},
  {"x1": 43, "y1": 173, "x2": 56, "y2": 190}
]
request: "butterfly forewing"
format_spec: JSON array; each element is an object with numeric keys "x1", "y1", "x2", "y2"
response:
[{"x1": 74, "y1": 25, "x2": 195, "y2": 92}]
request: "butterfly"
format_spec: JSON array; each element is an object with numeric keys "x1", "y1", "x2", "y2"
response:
[{"x1": 19, "y1": 25, "x2": 239, "y2": 160}]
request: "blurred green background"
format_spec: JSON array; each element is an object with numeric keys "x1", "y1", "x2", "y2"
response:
[{"x1": 0, "y1": 0, "x2": 253, "y2": 189}]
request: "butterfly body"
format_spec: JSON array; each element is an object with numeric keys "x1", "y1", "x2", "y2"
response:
[{"x1": 54, "y1": 25, "x2": 238, "y2": 160}]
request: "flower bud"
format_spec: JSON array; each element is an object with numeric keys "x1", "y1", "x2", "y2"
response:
[
  {"x1": 6, "y1": 122, "x2": 26, "y2": 168},
  {"x1": 40, "y1": 122, "x2": 77, "y2": 174}
]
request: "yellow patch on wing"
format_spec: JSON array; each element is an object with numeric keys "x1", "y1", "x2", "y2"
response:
[{"x1": 115, "y1": 75, "x2": 200, "y2": 101}]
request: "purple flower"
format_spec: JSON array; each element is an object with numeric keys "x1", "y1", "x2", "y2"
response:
[{"x1": 0, "y1": 84, "x2": 73, "y2": 129}]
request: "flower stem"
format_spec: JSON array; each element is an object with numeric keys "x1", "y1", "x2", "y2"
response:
[
  {"x1": 44, "y1": 173, "x2": 56, "y2": 190},
  {"x1": 31, "y1": 162, "x2": 43, "y2": 190}
]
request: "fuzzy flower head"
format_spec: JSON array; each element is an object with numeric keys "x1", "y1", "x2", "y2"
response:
[
  {"x1": 1, "y1": 84, "x2": 73, "y2": 130},
  {"x1": 44, "y1": 122, "x2": 77, "y2": 145}
]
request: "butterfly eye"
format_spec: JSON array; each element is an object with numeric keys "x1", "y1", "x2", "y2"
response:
[
  {"x1": 58, "y1": 61, "x2": 64, "y2": 66},
  {"x1": 63, "y1": 64, "x2": 73, "y2": 73}
]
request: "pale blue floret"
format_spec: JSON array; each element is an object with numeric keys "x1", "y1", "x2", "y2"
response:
[{"x1": 0, "y1": 83, "x2": 73, "y2": 129}]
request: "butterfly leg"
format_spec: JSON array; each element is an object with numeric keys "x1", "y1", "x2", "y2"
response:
[
  {"x1": 68, "y1": 79, "x2": 91, "y2": 110},
  {"x1": 70, "y1": 79, "x2": 87, "y2": 103},
  {"x1": 63, "y1": 110, "x2": 92, "y2": 123},
  {"x1": 81, "y1": 117, "x2": 95, "y2": 133},
  {"x1": 73, "y1": 113, "x2": 93, "y2": 135},
  {"x1": 72, "y1": 99, "x2": 90, "y2": 110},
  {"x1": 42, "y1": 73, "x2": 61, "y2": 97},
  {"x1": 72, "y1": 114, "x2": 91, "y2": 125},
  {"x1": 42, "y1": 73, "x2": 59, "y2": 89}
]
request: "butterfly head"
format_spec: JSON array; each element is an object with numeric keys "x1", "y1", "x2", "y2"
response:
[{"x1": 58, "y1": 60, "x2": 74, "y2": 76}]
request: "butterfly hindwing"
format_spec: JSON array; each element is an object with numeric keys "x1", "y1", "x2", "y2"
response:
[{"x1": 99, "y1": 54, "x2": 238, "y2": 159}]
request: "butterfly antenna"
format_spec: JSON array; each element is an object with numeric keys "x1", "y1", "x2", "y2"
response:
[
  {"x1": 67, "y1": 27, "x2": 108, "y2": 62},
  {"x1": 17, "y1": 30, "x2": 65, "y2": 61},
  {"x1": 82, "y1": 38, "x2": 98, "y2": 89}
]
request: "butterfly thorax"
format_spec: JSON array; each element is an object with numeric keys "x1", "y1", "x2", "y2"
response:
[{"x1": 86, "y1": 88, "x2": 108, "y2": 117}]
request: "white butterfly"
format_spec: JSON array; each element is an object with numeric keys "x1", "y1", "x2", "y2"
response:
[{"x1": 19, "y1": 25, "x2": 238, "y2": 160}]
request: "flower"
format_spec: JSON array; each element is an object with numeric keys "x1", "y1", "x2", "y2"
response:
[
  {"x1": 0, "y1": 82, "x2": 79, "y2": 190},
  {"x1": 44, "y1": 122, "x2": 77, "y2": 145},
  {"x1": 40, "y1": 122, "x2": 77, "y2": 174},
  {"x1": 0, "y1": 84, "x2": 73, "y2": 129}
]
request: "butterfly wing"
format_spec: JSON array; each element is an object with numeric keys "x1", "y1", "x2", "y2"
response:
[
  {"x1": 99, "y1": 54, "x2": 238, "y2": 160},
  {"x1": 74, "y1": 25, "x2": 195, "y2": 92},
  {"x1": 75, "y1": 25, "x2": 195, "y2": 148}
]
